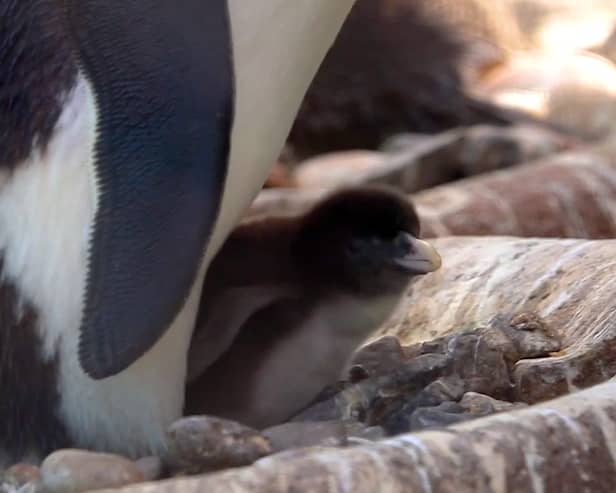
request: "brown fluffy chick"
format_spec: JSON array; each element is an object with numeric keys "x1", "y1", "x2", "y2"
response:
[{"x1": 185, "y1": 185, "x2": 441, "y2": 429}]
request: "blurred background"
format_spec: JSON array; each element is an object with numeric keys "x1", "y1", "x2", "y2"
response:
[{"x1": 257, "y1": 0, "x2": 616, "y2": 212}]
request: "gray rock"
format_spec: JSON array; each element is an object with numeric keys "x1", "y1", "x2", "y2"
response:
[
  {"x1": 133, "y1": 457, "x2": 163, "y2": 482},
  {"x1": 290, "y1": 353, "x2": 450, "y2": 423},
  {"x1": 40, "y1": 449, "x2": 144, "y2": 493},
  {"x1": 459, "y1": 392, "x2": 527, "y2": 415},
  {"x1": 165, "y1": 416, "x2": 271, "y2": 475},
  {"x1": 350, "y1": 336, "x2": 406, "y2": 378},
  {"x1": 1, "y1": 464, "x2": 42, "y2": 493},
  {"x1": 262, "y1": 421, "x2": 348, "y2": 452}
]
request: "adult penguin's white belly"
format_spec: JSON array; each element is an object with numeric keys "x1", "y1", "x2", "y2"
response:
[{"x1": 0, "y1": 0, "x2": 355, "y2": 465}]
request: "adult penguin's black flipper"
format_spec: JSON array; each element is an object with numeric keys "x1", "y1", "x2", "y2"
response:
[{"x1": 66, "y1": 1, "x2": 234, "y2": 379}]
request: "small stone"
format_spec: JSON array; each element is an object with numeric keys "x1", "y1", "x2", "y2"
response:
[
  {"x1": 291, "y1": 353, "x2": 450, "y2": 423},
  {"x1": 350, "y1": 336, "x2": 406, "y2": 377},
  {"x1": 445, "y1": 331, "x2": 513, "y2": 398},
  {"x1": 408, "y1": 402, "x2": 470, "y2": 431},
  {"x1": 422, "y1": 377, "x2": 466, "y2": 402},
  {"x1": 503, "y1": 312, "x2": 562, "y2": 359},
  {"x1": 134, "y1": 456, "x2": 163, "y2": 482},
  {"x1": 1, "y1": 464, "x2": 42, "y2": 493},
  {"x1": 293, "y1": 151, "x2": 387, "y2": 189},
  {"x1": 460, "y1": 392, "x2": 527, "y2": 415},
  {"x1": 262, "y1": 421, "x2": 348, "y2": 453},
  {"x1": 165, "y1": 416, "x2": 272, "y2": 475},
  {"x1": 4, "y1": 464, "x2": 41, "y2": 487},
  {"x1": 344, "y1": 422, "x2": 386, "y2": 442},
  {"x1": 41, "y1": 449, "x2": 144, "y2": 493}
]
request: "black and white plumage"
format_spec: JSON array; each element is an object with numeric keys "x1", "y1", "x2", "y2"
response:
[
  {"x1": 185, "y1": 186, "x2": 441, "y2": 429},
  {"x1": 0, "y1": 0, "x2": 356, "y2": 465}
]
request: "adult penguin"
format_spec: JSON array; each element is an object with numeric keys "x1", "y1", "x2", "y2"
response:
[{"x1": 0, "y1": 0, "x2": 355, "y2": 464}]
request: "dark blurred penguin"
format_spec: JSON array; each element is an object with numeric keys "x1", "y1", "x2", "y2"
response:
[
  {"x1": 284, "y1": 0, "x2": 537, "y2": 161},
  {"x1": 0, "y1": 0, "x2": 356, "y2": 464},
  {"x1": 185, "y1": 186, "x2": 441, "y2": 429}
]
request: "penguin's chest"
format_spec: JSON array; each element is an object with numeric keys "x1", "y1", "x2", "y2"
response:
[{"x1": 0, "y1": 77, "x2": 191, "y2": 460}]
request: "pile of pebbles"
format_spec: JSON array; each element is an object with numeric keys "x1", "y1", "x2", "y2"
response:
[{"x1": 0, "y1": 312, "x2": 560, "y2": 493}]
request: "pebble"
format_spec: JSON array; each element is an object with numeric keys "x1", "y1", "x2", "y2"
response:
[
  {"x1": 262, "y1": 421, "x2": 348, "y2": 452},
  {"x1": 350, "y1": 336, "x2": 406, "y2": 378},
  {"x1": 460, "y1": 392, "x2": 528, "y2": 415},
  {"x1": 165, "y1": 416, "x2": 272, "y2": 475},
  {"x1": 3, "y1": 464, "x2": 41, "y2": 486},
  {"x1": 40, "y1": 449, "x2": 144, "y2": 493},
  {"x1": 134, "y1": 456, "x2": 163, "y2": 482},
  {"x1": 293, "y1": 151, "x2": 386, "y2": 189},
  {"x1": 1, "y1": 464, "x2": 42, "y2": 493},
  {"x1": 344, "y1": 422, "x2": 386, "y2": 442}
]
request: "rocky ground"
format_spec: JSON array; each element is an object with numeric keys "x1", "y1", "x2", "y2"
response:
[{"x1": 4, "y1": 1, "x2": 616, "y2": 492}]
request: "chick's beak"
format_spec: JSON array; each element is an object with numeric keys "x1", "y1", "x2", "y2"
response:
[{"x1": 392, "y1": 232, "x2": 442, "y2": 275}]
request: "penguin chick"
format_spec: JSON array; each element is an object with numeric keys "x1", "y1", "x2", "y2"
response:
[{"x1": 185, "y1": 185, "x2": 441, "y2": 429}]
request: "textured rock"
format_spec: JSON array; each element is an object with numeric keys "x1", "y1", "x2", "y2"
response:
[
  {"x1": 459, "y1": 392, "x2": 528, "y2": 415},
  {"x1": 40, "y1": 450, "x2": 144, "y2": 493},
  {"x1": 249, "y1": 147, "x2": 616, "y2": 239},
  {"x1": 165, "y1": 417, "x2": 271, "y2": 475},
  {"x1": 2, "y1": 464, "x2": 40, "y2": 486},
  {"x1": 414, "y1": 149, "x2": 616, "y2": 238},
  {"x1": 289, "y1": 124, "x2": 571, "y2": 192},
  {"x1": 0, "y1": 464, "x2": 41, "y2": 493},
  {"x1": 290, "y1": 354, "x2": 450, "y2": 424},
  {"x1": 292, "y1": 151, "x2": 387, "y2": 189},
  {"x1": 378, "y1": 236, "x2": 616, "y2": 404},
  {"x1": 292, "y1": 315, "x2": 559, "y2": 435},
  {"x1": 134, "y1": 458, "x2": 163, "y2": 483},
  {"x1": 349, "y1": 335, "x2": 406, "y2": 377},
  {"x1": 85, "y1": 236, "x2": 616, "y2": 492},
  {"x1": 262, "y1": 422, "x2": 348, "y2": 453},
  {"x1": 94, "y1": 378, "x2": 616, "y2": 493}
]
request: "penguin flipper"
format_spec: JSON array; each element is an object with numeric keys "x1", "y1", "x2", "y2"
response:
[{"x1": 67, "y1": 0, "x2": 234, "y2": 379}]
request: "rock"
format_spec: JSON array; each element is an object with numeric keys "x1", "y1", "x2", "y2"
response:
[
  {"x1": 3, "y1": 464, "x2": 41, "y2": 486},
  {"x1": 96, "y1": 380, "x2": 616, "y2": 493},
  {"x1": 344, "y1": 422, "x2": 386, "y2": 442},
  {"x1": 413, "y1": 147, "x2": 616, "y2": 239},
  {"x1": 0, "y1": 464, "x2": 42, "y2": 493},
  {"x1": 350, "y1": 336, "x2": 406, "y2": 378},
  {"x1": 134, "y1": 457, "x2": 163, "y2": 482},
  {"x1": 289, "y1": 124, "x2": 570, "y2": 193},
  {"x1": 378, "y1": 236, "x2": 616, "y2": 405},
  {"x1": 250, "y1": 146, "x2": 616, "y2": 240},
  {"x1": 290, "y1": 353, "x2": 451, "y2": 423},
  {"x1": 40, "y1": 450, "x2": 144, "y2": 493},
  {"x1": 381, "y1": 123, "x2": 573, "y2": 183},
  {"x1": 291, "y1": 312, "x2": 558, "y2": 433},
  {"x1": 248, "y1": 188, "x2": 327, "y2": 220},
  {"x1": 459, "y1": 392, "x2": 527, "y2": 415},
  {"x1": 262, "y1": 421, "x2": 348, "y2": 453},
  {"x1": 165, "y1": 416, "x2": 272, "y2": 475},
  {"x1": 293, "y1": 151, "x2": 387, "y2": 189},
  {"x1": 406, "y1": 401, "x2": 470, "y2": 431}
]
